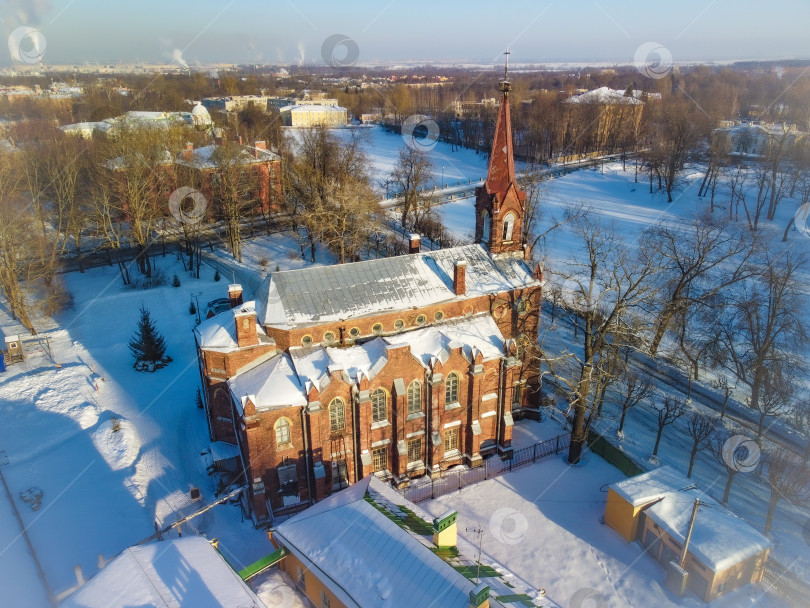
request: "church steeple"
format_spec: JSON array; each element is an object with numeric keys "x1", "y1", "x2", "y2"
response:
[{"x1": 474, "y1": 50, "x2": 527, "y2": 256}]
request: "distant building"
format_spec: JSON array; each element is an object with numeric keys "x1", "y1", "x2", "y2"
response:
[
  {"x1": 175, "y1": 140, "x2": 282, "y2": 215},
  {"x1": 279, "y1": 104, "x2": 348, "y2": 127},
  {"x1": 451, "y1": 98, "x2": 497, "y2": 118},
  {"x1": 712, "y1": 121, "x2": 804, "y2": 158},
  {"x1": 202, "y1": 95, "x2": 277, "y2": 113},
  {"x1": 562, "y1": 87, "x2": 649, "y2": 153},
  {"x1": 605, "y1": 467, "x2": 771, "y2": 603}
]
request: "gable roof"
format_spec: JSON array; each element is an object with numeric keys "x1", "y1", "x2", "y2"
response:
[
  {"x1": 255, "y1": 244, "x2": 537, "y2": 329},
  {"x1": 287, "y1": 315, "x2": 505, "y2": 394},
  {"x1": 274, "y1": 477, "x2": 477, "y2": 608},
  {"x1": 229, "y1": 352, "x2": 307, "y2": 411},
  {"x1": 175, "y1": 143, "x2": 280, "y2": 170},
  {"x1": 61, "y1": 536, "x2": 263, "y2": 608},
  {"x1": 610, "y1": 467, "x2": 771, "y2": 572}
]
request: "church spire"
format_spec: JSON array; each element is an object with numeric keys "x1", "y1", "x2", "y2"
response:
[
  {"x1": 474, "y1": 51, "x2": 527, "y2": 256},
  {"x1": 485, "y1": 49, "x2": 518, "y2": 197}
]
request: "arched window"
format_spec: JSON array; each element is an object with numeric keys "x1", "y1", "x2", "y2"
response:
[
  {"x1": 481, "y1": 210, "x2": 491, "y2": 242},
  {"x1": 329, "y1": 398, "x2": 346, "y2": 433},
  {"x1": 445, "y1": 372, "x2": 459, "y2": 405},
  {"x1": 502, "y1": 212, "x2": 515, "y2": 242},
  {"x1": 371, "y1": 388, "x2": 387, "y2": 422},
  {"x1": 407, "y1": 381, "x2": 422, "y2": 414},
  {"x1": 275, "y1": 417, "x2": 291, "y2": 446}
]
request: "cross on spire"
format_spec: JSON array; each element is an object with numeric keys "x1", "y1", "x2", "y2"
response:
[{"x1": 503, "y1": 48, "x2": 510, "y2": 82}]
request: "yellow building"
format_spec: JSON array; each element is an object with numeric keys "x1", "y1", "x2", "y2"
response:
[
  {"x1": 270, "y1": 476, "x2": 541, "y2": 608},
  {"x1": 605, "y1": 467, "x2": 771, "y2": 603}
]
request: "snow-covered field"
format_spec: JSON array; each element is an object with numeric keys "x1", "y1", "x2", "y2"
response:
[
  {"x1": 0, "y1": 256, "x2": 280, "y2": 605},
  {"x1": 422, "y1": 416, "x2": 776, "y2": 608}
]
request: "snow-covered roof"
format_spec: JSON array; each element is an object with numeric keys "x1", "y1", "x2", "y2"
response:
[
  {"x1": 565, "y1": 87, "x2": 645, "y2": 106},
  {"x1": 279, "y1": 104, "x2": 347, "y2": 113},
  {"x1": 610, "y1": 467, "x2": 771, "y2": 572},
  {"x1": 255, "y1": 244, "x2": 538, "y2": 329},
  {"x1": 273, "y1": 476, "x2": 479, "y2": 608},
  {"x1": 288, "y1": 315, "x2": 505, "y2": 390},
  {"x1": 175, "y1": 143, "x2": 280, "y2": 169},
  {"x1": 229, "y1": 352, "x2": 307, "y2": 411},
  {"x1": 61, "y1": 536, "x2": 263, "y2": 608}
]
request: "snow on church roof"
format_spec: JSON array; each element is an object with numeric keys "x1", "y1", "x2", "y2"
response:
[
  {"x1": 610, "y1": 467, "x2": 771, "y2": 572},
  {"x1": 229, "y1": 352, "x2": 307, "y2": 411},
  {"x1": 273, "y1": 476, "x2": 480, "y2": 608},
  {"x1": 287, "y1": 315, "x2": 505, "y2": 392},
  {"x1": 565, "y1": 86, "x2": 645, "y2": 105},
  {"x1": 254, "y1": 244, "x2": 538, "y2": 329},
  {"x1": 61, "y1": 536, "x2": 263, "y2": 608}
]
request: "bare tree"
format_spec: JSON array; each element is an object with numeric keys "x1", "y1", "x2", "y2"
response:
[
  {"x1": 388, "y1": 145, "x2": 434, "y2": 228},
  {"x1": 651, "y1": 396, "x2": 685, "y2": 458},
  {"x1": 646, "y1": 213, "x2": 757, "y2": 356},
  {"x1": 616, "y1": 371, "x2": 655, "y2": 435},
  {"x1": 716, "y1": 250, "x2": 807, "y2": 443},
  {"x1": 541, "y1": 216, "x2": 660, "y2": 464},
  {"x1": 685, "y1": 411, "x2": 716, "y2": 477},
  {"x1": 763, "y1": 449, "x2": 810, "y2": 536}
]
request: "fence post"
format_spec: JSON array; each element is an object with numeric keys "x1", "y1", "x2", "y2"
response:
[
  {"x1": 484, "y1": 460, "x2": 488, "y2": 480},
  {"x1": 533, "y1": 443, "x2": 538, "y2": 462},
  {"x1": 431, "y1": 478, "x2": 435, "y2": 500},
  {"x1": 555, "y1": 435, "x2": 560, "y2": 454},
  {"x1": 458, "y1": 472, "x2": 461, "y2": 490}
]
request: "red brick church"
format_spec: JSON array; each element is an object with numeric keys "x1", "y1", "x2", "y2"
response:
[{"x1": 194, "y1": 74, "x2": 543, "y2": 524}]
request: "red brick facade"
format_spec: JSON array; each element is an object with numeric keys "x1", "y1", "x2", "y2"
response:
[{"x1": 195, "y1": 78, "x2": 543, "y2": 524}]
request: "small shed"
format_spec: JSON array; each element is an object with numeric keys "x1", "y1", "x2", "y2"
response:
[
  {"x1": 605, "y1": 466, "x2": 771, "y2": 602},
  {"x1": 1, "y1": 331, "x2": 25, "y2": 366}
]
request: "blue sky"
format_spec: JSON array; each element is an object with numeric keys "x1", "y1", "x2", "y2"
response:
[{"x1": 3, "y1": 0, "x2": 809, "y2": 66}]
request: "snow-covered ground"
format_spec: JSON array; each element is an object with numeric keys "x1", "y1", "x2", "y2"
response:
[
  {"x1": 0, "y1": 254, "x2": 280, "y2": 605},
  {"x1": 422, "y1": 417, "x2": 780, "y2": 608}
]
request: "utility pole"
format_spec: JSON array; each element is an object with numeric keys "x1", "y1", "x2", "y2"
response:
[
  {"x1": 679, "y1": 498, "x2": 700, "y2": 568},
  {"x1": 466, "y1": 526, "x2": 484, "y2": 583}
]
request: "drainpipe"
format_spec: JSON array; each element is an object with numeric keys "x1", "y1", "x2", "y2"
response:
[
  {"x1": 352, "y1": 385, "x2": 362, "y2": 482},
  {"x1": 301, "y1": 407, "x2": 313, "y2": 506},
  {"x1": 230, "y1": 396, "x2": 253, "y2": 518},
  {"x1": 495, "y1": 357, "x2": 506, "y2": 451}
]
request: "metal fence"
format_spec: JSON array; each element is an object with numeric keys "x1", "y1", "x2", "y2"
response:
[
  {"x1": 401, "y1": 433, "x2": 570, "y2": 504},
  {"x1": 763, "y1": 561, "x2": 810, "y2": 608}
]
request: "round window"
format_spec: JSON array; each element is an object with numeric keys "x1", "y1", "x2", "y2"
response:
[
  {"x1": 349, "y1": 327, "x2": 360, "y2": 338},
  {"x1": 301, "y1": 335, "x2": 313, "y2": 347},
  {"x1": 372, "y1": 323, "x2": 383, "y2": 335},
  {"x1": 323, "y1": 331, "x2": 336, "y2": 344},
  {"x1": 394, "y1": 319, "x2": 404, "y2": 331},
  {"x1": 516, "y1": 299, "x2": 528, "y2": 315},
  {"x1": 416, "y1": 314, "x2": 427, "y2": 326},
  {"x1": 434, "y1": 311, "x2": 444, "y2": 322}
]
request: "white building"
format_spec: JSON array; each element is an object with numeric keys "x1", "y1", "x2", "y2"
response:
[{"x1": 279, "y1": 104, "x2": 348, "y2": 128}]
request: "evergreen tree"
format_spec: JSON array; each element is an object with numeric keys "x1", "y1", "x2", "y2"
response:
[{"x1": 129, "y1": 305, "x2": 168, "y2": 368}]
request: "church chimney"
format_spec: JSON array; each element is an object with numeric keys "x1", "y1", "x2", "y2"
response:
[
  {"x1": 235, "y1": 308, "x2": 258, "y2": 348},
  {"x1": 228, "y1": 284, "x2": 243, "y2": 308},
  {"x1": 453, "y1": 260, "x2": 466, "y2": 296},
  {"x1": 182, "y1": 142, "x2": 193, "y2": 161},
  {"x1": 408, "y1": 233, "x2": 421, "y2": 254}
]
